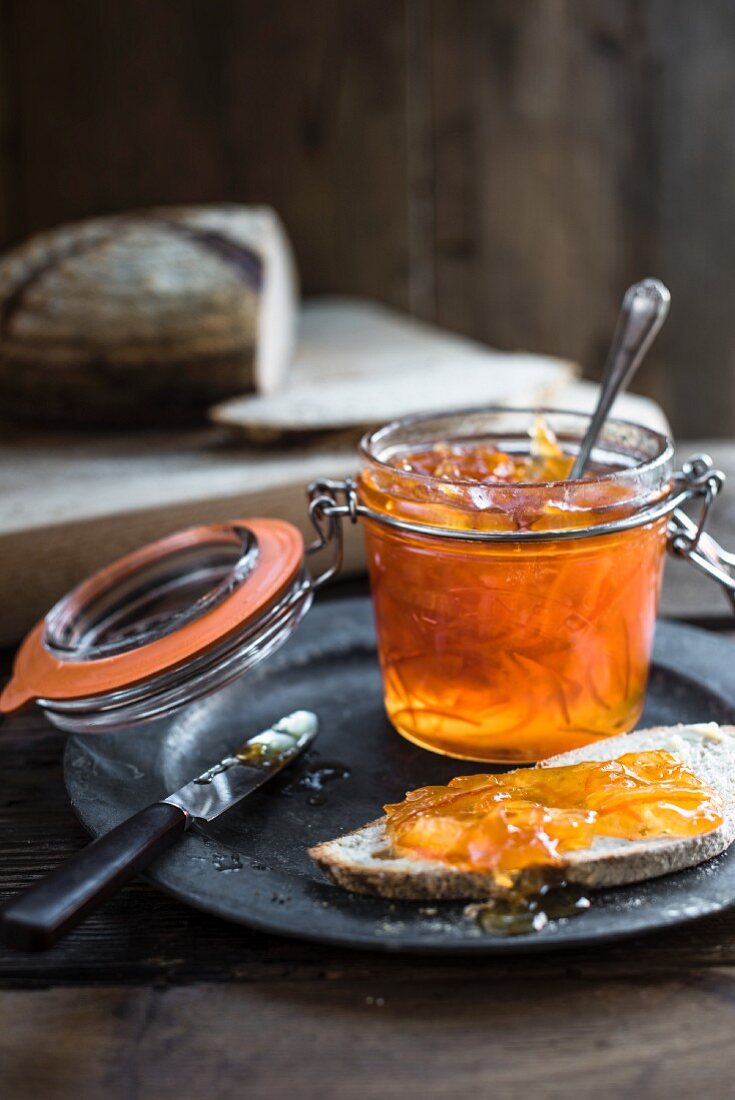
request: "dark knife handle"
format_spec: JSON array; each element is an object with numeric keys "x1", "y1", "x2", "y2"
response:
[{"x1": 0, "y1": 802, "x2": 188, "y2": 951}]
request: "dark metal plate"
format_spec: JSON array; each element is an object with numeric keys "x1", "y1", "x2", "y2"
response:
[{"x1": 64, "y1": 598, "x2": 735, "y2": 954}]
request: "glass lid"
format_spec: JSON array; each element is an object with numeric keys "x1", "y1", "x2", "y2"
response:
[{"x1": 0, "y1": 518, "x2": 309, "y2": 731}]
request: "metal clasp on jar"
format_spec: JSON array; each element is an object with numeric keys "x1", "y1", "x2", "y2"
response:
[
  {"x1": 306, "y1": 456, "x2": 735, "y2": 612},
  {"x1": 669, "y1": 455, "x2": 735, "y2": 611},
  {"x1": 305, "y1": 478, "x2": 358, "y2": 588}
]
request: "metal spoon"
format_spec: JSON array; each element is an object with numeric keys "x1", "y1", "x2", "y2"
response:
[{"x1": 570, "y1": 278, "x2": 671, "y2": 479}]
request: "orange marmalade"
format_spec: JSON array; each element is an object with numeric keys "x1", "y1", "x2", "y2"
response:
[
  {"x1": 359, "y1": 414, "x2": 671, "y2": 762},
  {"x1": 384, "y1": 751, "x2": 723, "y2": 878}
]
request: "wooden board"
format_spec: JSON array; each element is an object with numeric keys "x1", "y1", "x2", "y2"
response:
[
  {"x1": 3, "y1": 975, "x2": 735, "y2": 1099},
  {"x1": 210, "y1": 297, "x2": 576, "y2": 441}
]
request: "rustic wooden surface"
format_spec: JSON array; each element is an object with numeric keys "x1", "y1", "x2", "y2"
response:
[
  {"x1": 3, "y1": 0, "x2": 735, "y2": 435},
  {"x1": 2, "y1": 539, "x2": 735, "y2": 1098}
]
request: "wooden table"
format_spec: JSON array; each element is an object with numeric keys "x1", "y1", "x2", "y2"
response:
[{"x1": 2, "y1": 443, "x2": 735, "y2": 1100}]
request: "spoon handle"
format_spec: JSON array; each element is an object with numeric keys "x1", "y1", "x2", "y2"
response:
[{"x1": 570, "y1": 278, "x2": 671, "y2": 479}]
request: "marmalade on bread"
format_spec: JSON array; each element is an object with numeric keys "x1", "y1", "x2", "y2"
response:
[{"x1": 384, "y1": 750, "x2": 723, "y2": 879}]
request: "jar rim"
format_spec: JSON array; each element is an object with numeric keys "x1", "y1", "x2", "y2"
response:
[{"x1": 359, "y1": 405, "x2": 674, "y2": 490}]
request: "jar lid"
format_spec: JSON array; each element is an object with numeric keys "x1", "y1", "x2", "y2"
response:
[{"x1": 0, "y1": 518, "x2": 308, "y2": 730}]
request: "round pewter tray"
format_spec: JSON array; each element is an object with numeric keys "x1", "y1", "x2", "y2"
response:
[{"x1": 64, "y1": 597, "x2": 735, "y2": 954}]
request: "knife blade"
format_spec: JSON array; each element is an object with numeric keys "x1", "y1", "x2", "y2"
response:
[
  {"x1": 164, "y1": 709, "x2": 318, "y2": 821},
  {"x1": 0, "y1": 710, "x2": 318, "y2": 951}
]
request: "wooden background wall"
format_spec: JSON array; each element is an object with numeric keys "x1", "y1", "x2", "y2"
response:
[{"x1": 1, "y1": 0, "x2": 734, "y2": 436}]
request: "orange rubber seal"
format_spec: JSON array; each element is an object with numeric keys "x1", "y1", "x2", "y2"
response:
[{"x1": 0, "y1": 518, "x2": 304, "y2": 713}]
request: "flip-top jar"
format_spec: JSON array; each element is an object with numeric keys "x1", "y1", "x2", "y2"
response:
[{"x1": 348, "y1": 409, "x2": 718, "y2": 762}]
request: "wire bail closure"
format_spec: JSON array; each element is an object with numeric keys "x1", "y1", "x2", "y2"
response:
[
  {"x1": 305, "y1": 479, "x2": 357, "y2": 588},
  {"x1": 306, "y1": 456, "x2": 735, "y2": 611},
  {"x1": 668, "y1": 455, "x2": 735, "y2": 610}
]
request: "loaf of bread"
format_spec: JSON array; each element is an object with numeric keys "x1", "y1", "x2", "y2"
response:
[{"x1": 0, "y1": 205, "x2": 297, "y2": 427}]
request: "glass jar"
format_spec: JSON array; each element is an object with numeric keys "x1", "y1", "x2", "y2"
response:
[{"x1": 354, "y1": 409, "x2": 676, "y2": 763}]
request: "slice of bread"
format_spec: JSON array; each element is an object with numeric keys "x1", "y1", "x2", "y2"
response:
[{"x1": 308, "y1": 724, "x2": 735, "y2": 900}]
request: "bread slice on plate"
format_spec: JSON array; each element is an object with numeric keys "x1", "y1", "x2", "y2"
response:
[{"x1": 308, "y1": 724, "x2": 735, "y2": 900}]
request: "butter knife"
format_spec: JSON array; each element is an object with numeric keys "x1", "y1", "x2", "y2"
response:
[{"x1": 0, "y1": 710, "x2": 318, "y2": 951}]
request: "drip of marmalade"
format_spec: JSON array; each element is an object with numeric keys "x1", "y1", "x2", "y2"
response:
[
  {"x1": 384, "y1": 750, "x2": 723, "y2": 878},
  {"x1": 359, "y1": 418, "x2": 670, "y2": 762}
]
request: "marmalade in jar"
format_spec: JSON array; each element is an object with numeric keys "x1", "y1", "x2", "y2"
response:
[{"x1": 359, "y1": 414, "x2": 671, "y2": 762}]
